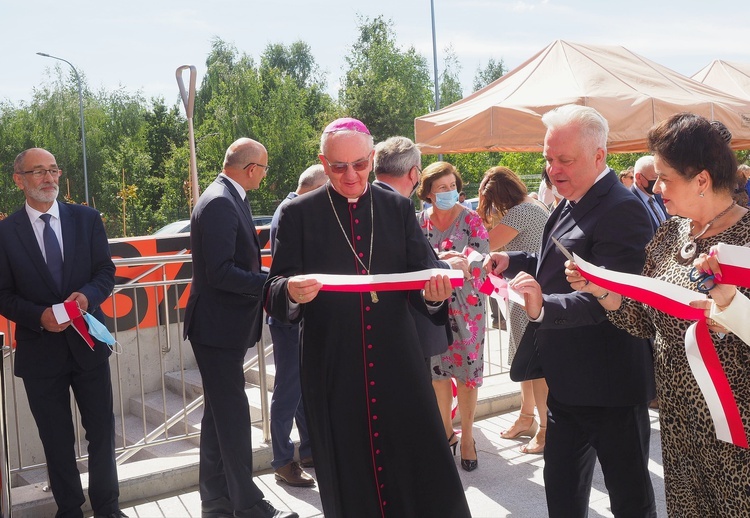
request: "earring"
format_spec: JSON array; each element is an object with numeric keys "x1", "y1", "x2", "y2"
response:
[{"x1": 699, "y1": 192, "x2": 705, "y2": 198}]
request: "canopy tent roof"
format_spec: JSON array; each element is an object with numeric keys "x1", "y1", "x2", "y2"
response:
[
  {"x1": 692, "y1": 60, "x2": 750, "y2": 100},
  {"x1": 414, "y1": 40, "x2": 750, "y2": 154}
]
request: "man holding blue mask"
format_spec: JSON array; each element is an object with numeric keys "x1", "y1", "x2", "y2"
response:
[{"x1": 0, "y1": 147, "x2": 125, "y2": 518}]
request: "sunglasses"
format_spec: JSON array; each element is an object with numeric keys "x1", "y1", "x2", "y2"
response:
[{"x1": 322, "y1": 156, "x2": 371, "y2": 174}]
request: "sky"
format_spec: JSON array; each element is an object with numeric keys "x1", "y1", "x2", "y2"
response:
[{"x1": 3, "y1": 0, "x2": 750, "y2": 109}]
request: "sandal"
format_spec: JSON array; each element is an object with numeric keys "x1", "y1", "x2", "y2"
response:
[
  {"x1": 500, "y1": 413, "x2": 538, "y2": 439},
  {"x1": 520, "y1": 425, "x2": 546, "y2": 455}
]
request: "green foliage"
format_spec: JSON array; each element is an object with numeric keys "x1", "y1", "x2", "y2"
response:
[
  {"x1": 340, "y1": 15, "x2": 432, "y2": 142},
  {"x1": 438, "y1": 45, "x2": 463, "y2": 108},
  {"x1": 473, "y1": 58, "x2": 507, "y2": 92}
]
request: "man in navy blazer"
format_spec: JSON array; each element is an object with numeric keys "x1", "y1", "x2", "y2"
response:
[
  {"x1": 631, "y1": 155, "x2": 668, "y2": 233},
  {"x1": 0, "y1": 148, "x2": 124, "y2": 517},
  {"x1": 184, "y1": 138, "x2": 297, "y2": 518},
  {"x1": 487, "y1": 106, "x2": 657, "y2": 517},
  {"x1": 372, "y1": 136, "x2": 467, "y2": 374}
]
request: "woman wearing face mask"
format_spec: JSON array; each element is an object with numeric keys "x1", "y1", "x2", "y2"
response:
[{"x1": 417, "y1": 162, "x2": 489, "y2": 471}]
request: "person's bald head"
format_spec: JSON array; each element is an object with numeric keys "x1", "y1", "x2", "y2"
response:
[
  {"x1": 296, "y1": 164, "x2": 327, "y2": 195},
  {"x1": 222, "y1": 138, "x2": 268, "y2": 191}
]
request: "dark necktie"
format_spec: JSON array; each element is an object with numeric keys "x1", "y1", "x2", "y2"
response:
[
  {"x1": 40, "y1": 214, "x2": 63, "y2": 290},
  {"x1": 647, "y1": 197, "x2": 664, "y2": 224}
]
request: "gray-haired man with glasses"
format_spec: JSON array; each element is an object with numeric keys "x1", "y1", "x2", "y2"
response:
[{"x1": 0, "y1": 148, "x2": 125, "y2": 518}]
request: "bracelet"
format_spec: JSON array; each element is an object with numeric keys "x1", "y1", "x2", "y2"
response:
[
  {"x1": 596, "y1": 292, "x2": 610, "y2": 300},
  {"x1": 714, "y1": 288, "x2": 737, "y2": 312},
  {"x1": 424, "y1": 299, "x2": 443, "y2": 307}
]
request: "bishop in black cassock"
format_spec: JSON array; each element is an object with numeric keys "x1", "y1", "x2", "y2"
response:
[{"x1": 263, "y1": 118, "x2": 471, "y2": 518}]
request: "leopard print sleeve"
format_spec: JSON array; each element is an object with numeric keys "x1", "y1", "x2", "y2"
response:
[{"x1": 604, "y1": 221, "x2": 678, "y2": 339}]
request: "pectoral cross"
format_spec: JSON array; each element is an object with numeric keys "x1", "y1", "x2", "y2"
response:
[{"x1": 371, "y1": 291, "x2": 379, "y2": 303}]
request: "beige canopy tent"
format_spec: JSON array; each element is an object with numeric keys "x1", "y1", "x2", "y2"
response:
[
  {"x1": 414, "y1": 40, "x2": 750, "y2": 154},
  {"x1": 692, "y1": 60, "x2": 750, "y2": 100}
]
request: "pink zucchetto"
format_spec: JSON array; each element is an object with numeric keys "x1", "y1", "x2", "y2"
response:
[{"x1": 323, "y1": 117, "x2": 371, "y2": 135}]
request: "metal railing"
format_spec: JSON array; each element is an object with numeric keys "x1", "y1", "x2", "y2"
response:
[{"x1": 0, "y1": 252, "x2": 508, "y2": 490}]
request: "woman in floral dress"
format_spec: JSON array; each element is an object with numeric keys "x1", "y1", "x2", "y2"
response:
[{"x1": 417, "y1": 162, "x2": 489, "y2": 471}]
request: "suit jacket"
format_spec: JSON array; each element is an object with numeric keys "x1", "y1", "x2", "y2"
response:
[
  {"x1": 630, "y1": 184, "x2": 665, "y2": 233},
  {"x1": 184, "y1": 176, "x2": 266, "y2": 350},
  {"x1": 507, "y1": 170, "x2": 656, "y2": 407},
  {"x1": 372, "y1": 179, "x2": 453, "y2": 355},
  {"x1": 0, "y1": 202, "x2": 115, "y2": 378}
]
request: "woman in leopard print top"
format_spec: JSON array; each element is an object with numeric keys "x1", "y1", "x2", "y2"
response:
[{"x1": 568, "y1": 113, "x2": 750, "y2": 517}]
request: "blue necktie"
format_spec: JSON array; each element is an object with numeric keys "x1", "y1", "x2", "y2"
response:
[
  {"x1": 648, "y1": 197, "x2": 664, "y2": 224},
  {"x1": 40, "y1": 214, "x2": 63, "y2": 290}
]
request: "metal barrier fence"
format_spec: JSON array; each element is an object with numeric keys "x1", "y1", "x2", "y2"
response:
[{"x1": 1, "y1": 253, "x2": 508, "y2": 495}]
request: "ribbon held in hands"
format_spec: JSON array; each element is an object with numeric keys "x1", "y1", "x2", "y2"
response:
[
  {"x1": 572, "y1": 252, "x2": 748, "y2": 449},
  {"x1": 312, "y1": 268, "x2": 464, "y2": 293},
  {"x1": 52, "y1": 301, "x2": 96, "y2": 351}
]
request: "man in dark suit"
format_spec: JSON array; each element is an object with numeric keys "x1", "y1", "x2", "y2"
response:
[
  {"x1": 631, "y1": 155, "x2": 668, "y2": 233},
  {"x1": 184, "y1": 138, "x2": 297, "y2": 518},
  {"x1": 0, "y1": 148, "x2": 125, "y2": 518},
  {"x1": 372, "y1": 136, "x2": 467, "y2": 375},
  {"x1": 487, "y1": 105, "x2": 657, "y2": 517},
  {"x1": 267, "y1": 164, "x2": 326, "y2": 488}
]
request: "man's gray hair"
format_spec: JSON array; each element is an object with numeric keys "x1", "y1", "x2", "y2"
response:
[
  {"x1": 542, "y1": 104, "x2": 609, "y2": 152},
  {"x1": 373, "y1": 136, "x2": 421, "y2": 178},
  {"x1": 320, "y1": 130, "x2": 374, "y2": 155},
  {"x1": 634, "y1": 155, "x2": 655, "y2": 174},
  {"x1": 298, "y1": 164, "x2": 326, "y2": 189}
]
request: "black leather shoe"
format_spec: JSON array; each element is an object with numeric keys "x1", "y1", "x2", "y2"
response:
[
  {"x1": 202, "y1": 496, "x2": 234, "y2": 518},
  {"x1": 234, "y1": 499, "x2": 299, "y2": 518},
  {"x1": 93, "y1": 511, "x2": 128, "y2": 518}
]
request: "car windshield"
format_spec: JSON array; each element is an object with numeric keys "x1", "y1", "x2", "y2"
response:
[{"x1": 153, "y1": 220, "x2": 190, "y2": 235}]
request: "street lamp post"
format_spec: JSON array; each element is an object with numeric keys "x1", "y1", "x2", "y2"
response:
[{"x1": 37, "y1": 52, "x2": 90, "y2": 205}]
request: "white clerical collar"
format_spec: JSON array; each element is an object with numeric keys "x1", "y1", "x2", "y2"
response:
[
  {"x1": 220, "y1": 173, "x2": 246, "y2": 200},
  {"x1": 329, "y1": 181, "x2": 369, "y2": 203}
]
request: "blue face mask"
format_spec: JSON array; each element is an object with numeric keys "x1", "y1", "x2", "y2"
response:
[
  {"x1": 434, "y1": 189, "x2": 459, "y2": 210},
  {"x1": 83, "y1": 312, "x2": 116, "y2": 346}
]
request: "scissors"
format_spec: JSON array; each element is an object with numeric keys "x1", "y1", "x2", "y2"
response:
[
  {"x1": 688, "y1": 267, "x2": 716, "y2": 293},
  {"x1": 550, "y1": 236, "x2": 575, "y2": 262}
]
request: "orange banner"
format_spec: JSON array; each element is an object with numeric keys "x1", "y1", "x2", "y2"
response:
[{"x1": 0, "y1": 227, "x2": 272, "y2": 346}]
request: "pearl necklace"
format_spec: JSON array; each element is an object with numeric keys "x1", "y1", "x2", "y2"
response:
[
  {"x1": 326, "y1": 184, "x2": 378, "y2": 303},
  {"x1": 677, "y1": 201, "x2": 735, "y2": 264}
]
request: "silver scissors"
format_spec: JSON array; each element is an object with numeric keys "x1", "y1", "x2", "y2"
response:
[{"x1": 550, "y1": 236, "x2": 575, "y2": 262}]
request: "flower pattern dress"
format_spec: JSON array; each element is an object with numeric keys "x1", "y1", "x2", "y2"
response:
[{"x1": 417, "y1": 208, "x2": 490, "y2": 387}]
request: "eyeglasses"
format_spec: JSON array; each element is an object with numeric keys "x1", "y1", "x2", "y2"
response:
[
  {"x1": 689, "y1": 267, "x2": 716, "y2": 293},
  {"x1": 321, "y1": 156, "x2": 371, "y2": 174},
  {"x1": 244, "y1": 162, "x2": 270, "y2": 174},
  {"x1": 18, "y1": 168, "x2": 62, "y2": 178}
]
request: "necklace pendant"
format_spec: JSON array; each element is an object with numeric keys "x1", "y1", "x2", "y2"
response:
[{"x1": 370, "y1": 290, "x2": 379, "y2": 303}]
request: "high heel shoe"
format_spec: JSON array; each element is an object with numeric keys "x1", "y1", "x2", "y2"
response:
[
  {"x1": 448, "y1": 432, "x2": 459, "y2": 456},
  {"x1": 500, "y1": 413, "x2": 538, "y2": 439},
  {"x1": 461, "y1": 439, "x2": 478, "y2": 472},
  {"x1": 520, "y1": 425, "x2": 546, "y2": 455}
]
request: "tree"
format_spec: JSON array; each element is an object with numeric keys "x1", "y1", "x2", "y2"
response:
[
  {"x1": 438, "y1": 45, "x2": 463, "y2": 108},
  {"x1": 340, "y1": 15, "x2": 432, "y2": 142},
  {"x1": 473, "y1": 58, "x2": 507, "y2": 92}
]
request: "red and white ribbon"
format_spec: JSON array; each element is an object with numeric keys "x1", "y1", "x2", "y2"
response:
[
  {"x1": 309, "y1": 268, "x2": 465, "y2": 293},
  {"x1": 573, "y1": 252, "x2": 749, "y2": 449},
  {"x1": 52, "y1": 300, "x2": 96, "y2": 350},
  {"x1": 714, "y1": 243, "x2": 750, "y2": 286}
]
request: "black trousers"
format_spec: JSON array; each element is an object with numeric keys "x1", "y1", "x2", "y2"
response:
[
  {"x1": 191, "y1": 340, "x2": 264, "y2": 511},
  {"x1": 544, "y1": 395, "x2": 656, "y2": 518},
  {"x1": 23, "y1": 357, "x2": 119, "y2": 518}
]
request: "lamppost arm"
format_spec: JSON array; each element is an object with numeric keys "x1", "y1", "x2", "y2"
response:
[{"x1": 37, "y1": 52, "x2": 90, "y2": 205}]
